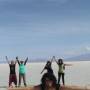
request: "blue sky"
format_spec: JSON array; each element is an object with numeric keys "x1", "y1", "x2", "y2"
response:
[{"x1": 0, "y1": 0, "x2": 90, "y2": 60}]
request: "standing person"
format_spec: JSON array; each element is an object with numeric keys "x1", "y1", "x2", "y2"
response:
[
  {"x1": 41, "y1": 56, "x2": 54, "y2": 74},
  {"x1": 16, "y1": 56, "x2": 28, "y2": 87},
  {"x1": 34, "y1": 73, "x2": 60, "y2": 90},
  {"x1": 6, "y1": 56, "x2": 17, "y2": 87},
  {"x1": 55, "y1": 58, "x2": 72, "y2": 85},
  {"x1": 55, "y1": 58, "x2": 65, "y2": 85}
]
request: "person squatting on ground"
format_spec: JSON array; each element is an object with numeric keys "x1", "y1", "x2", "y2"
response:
[
  {"x1": 6, "y1": 56, "x2": 17, "y2": 87},
  {"x1": 34, "y1": 72, "x2": 60, "y2": 90},
  {"x1": 16, "y1": 56, "x2": 28, "y2": 87}
]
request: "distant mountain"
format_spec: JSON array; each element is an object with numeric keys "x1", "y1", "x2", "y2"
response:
[
  {"x1": 65, "y1": 53, "x2": 90, "y2": 61},
  {"x1": 28, "y1": 58, "x2": 48, "y2": 62},
  {"x1": 0, "y1": 58, "x2": 47, "y2": 63},
  {"x1": 28, "y1": 53, "x2": 90, "y2": 62},
  {"x1": 0, "y1": 53, "x2": 90, "y2": 63}
]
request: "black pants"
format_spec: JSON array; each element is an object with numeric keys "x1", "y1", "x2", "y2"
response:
[
  {"x1": 18, "y1": 73, "x2": 27, "y2": 87},
  {"x1": 58, "y1": 72, "x2": 65, "y2": 85}
]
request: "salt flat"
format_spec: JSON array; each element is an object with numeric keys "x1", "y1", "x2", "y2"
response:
[{"x1": 0, "y1": 61, "x2": 90, "y2": 90}]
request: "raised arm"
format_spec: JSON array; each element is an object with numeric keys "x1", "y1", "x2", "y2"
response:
[
  {"x1": 54, "y1": 59, "x2": 58, "y2": 64},
  {"x1": 40, "y1": 63, "x2": 47, "y2": 74},
  {"x1": 24, "y1": 57, "x2": 28, "y2": 65},
  {"x1": 5, "y1": 56, "x2": 10, "y2": 64},
  {"x1": 50, "y1": 56, "x2": 55, "y2": 64},
  {"x1": 15, "y1": 60, "x2": 17, "y2": 65},
  {"x1": 16, "y1": 56, "x2": 20, "y2": 65},
  {"x1": 53, "y1": 56, "x2": 58, "y2": 64},
  {"x1": 40, "y1": 67, "x2": 45, "y2": 74}
]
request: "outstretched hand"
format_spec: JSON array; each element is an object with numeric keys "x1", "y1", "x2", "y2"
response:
[
  {"x1": 52, "y1": 56, "x2": 55, "y2": 59},
  {"x1": 51, "y1": 56, "x2": 55, "y2": 63},
  {"x1": 16, "y1": 56, "x2": 18, "y2": 60}
]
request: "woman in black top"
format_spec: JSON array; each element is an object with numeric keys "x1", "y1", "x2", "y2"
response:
[
  {"x1": 6, "y1": 56, "x2": 17, "y2": 87},
  {"x1": 41, "y1": 56, "x2": 54, "y2": 74}
]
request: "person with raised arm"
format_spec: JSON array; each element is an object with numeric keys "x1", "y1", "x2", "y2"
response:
[
  {"x1": 16, "y1": 56, "x2": 28, "y2": 87},
  {"x1": 54, "y1": 57, "x2": 72, "y2": 85},
  {"x1": 41, "y1": 56, "x2": 54, "y2": 74},
  {"x1": 6, "y1": 56, "x2": 17, "y2": 87}
]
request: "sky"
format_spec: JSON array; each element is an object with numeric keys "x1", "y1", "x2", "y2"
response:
[{"x1": 0, "y1": 0, "x2": 90, "y2": 61}]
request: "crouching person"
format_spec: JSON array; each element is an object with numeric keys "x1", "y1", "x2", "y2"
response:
[{"x1": 34, "y1": 73, "x2": 60, "y2": 90}]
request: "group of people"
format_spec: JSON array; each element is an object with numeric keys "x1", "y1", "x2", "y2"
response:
[
  {"x1": 40, "y1": 56, "x2": 68, "y2": 85},
  {"x1": 34, "y1": 56, "x2": 72, "y2": 90},
  {"x1": 6, "y1": 56, "x2": 28, "y2": 87},
  {"x1": 6, "y1": 56, "x2": 71, "y2": 90}
]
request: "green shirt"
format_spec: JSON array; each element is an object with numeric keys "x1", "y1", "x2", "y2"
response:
[
  {"x1": 58, "y1": 64, "x2": 65, "y2": 73},
  {"x1": 19, "y1": 64, "x2": 26, "y2": 74}
]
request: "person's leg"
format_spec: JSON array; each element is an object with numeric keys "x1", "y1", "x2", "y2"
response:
[
  {"x1": 62, "y1": 73, "x2": 65, "y2": 85},
  {"x1": 9, "y1": 74, "x2": 12, "y2": 87},
  {"x1": 18, "y1": 74, "x2": 21, "y2": 87},
  {"x1": 23, "y1": 74, "x2": 27, "y2": 87},
  {"x1": 13, "y1": 74, "x2": 17, "y2": 87},
  {"x1": 58, "y1": 72, "x2": 61, "y2": 84},
  {"x1": 14, "y1": 81, "x2": 17, "y2": 87}
]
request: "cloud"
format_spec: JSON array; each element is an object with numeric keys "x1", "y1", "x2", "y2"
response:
[{"x1": 85, "y1": 46, "x2": 90, "y2": 51}]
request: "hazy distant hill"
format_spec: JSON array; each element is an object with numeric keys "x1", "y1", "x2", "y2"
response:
[
  {"x1": 0, "y1": 58, "x2": 47, "y2": 63},
  {"x1": 65, "y1": 53, "x2": 90, "y2": 61},
  {"x1": 23, "y1": 53, "x2": 90, "y2": 62},
  {"x1": 28, "y1": 58, "x2": 47, "y2": 62},
  {"x1": 0, "y1": 53, "x2": 90, "y2": 63}
]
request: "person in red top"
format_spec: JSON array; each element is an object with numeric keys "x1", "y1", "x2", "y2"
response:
[{"x1": 6, "y1": 56, "x2": 17, "y2": 87}]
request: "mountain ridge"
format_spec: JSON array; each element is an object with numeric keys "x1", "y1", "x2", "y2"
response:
[
  {"x1": 0, "y1": 53, "x2": 90, "y2": 63},
  {"x1": 65, "y1": 53, "x2": 90, "y2": 61}
]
